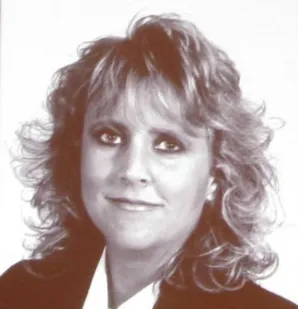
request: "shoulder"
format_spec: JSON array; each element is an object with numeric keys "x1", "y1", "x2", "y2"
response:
[
  {"x1": 0, "y1": 260, "x2": 45, "y2": 308},
  {"x1": 234, "y1": 281, "x2": 298, "y2": 309},
  {"x1": 196, "y1": 281, "x2": 298, "y2": 309},
  {"x1": 0, "y1": 257, "x2": 71, "y2": 309},
  {"x1": 158, "y1": 280, "x2": 298, "y2": 309},
  {"x1": 0, "y1": 230, "x2": 104, "y2": 309},
  {"x1": 0, "y1": 247, "x2": 102, "y2": 309}
]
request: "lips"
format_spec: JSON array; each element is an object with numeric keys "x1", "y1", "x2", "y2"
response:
[{"x1": 106, "y1": 196, "x2": 163, "y2": 211}]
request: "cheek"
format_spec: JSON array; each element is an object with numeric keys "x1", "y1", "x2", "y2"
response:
[
  {"x1": 81, "y1": 136, "x2": 113, "y2": 181},
  {"x1": 155, "y1": 163, "x2": 209, "y2": 246},
  {"x1": 153, "y1": 156, "x2": 211, "y2": 232},
  {"x1": 80, "y1": 140, "x2": 112, "y2": 227},
  {"x1": 81, "y1": 139, "x2": 113, "y2": 206},
  {"x1": 155, "y1": 156, "x2": 211, "y2": 198}
]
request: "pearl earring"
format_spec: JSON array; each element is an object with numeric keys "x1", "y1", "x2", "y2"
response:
[{"x1": 206, "y1": 180, "x2": 217, "y2": 202}]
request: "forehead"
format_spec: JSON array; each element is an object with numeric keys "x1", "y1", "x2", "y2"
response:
[{"x1": 87, "y1": 76, "x2": 208, "y2": 137}]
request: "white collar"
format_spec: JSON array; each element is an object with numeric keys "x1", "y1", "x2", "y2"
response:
[{"x1": 83, "y1": 248, "x2": 160, "y2": 309}]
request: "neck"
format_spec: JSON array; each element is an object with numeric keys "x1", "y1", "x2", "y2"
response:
[{"x1": 105, "y1": 244, "x2": 176, "y2": 308}]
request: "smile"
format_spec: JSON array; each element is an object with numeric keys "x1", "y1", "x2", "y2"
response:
[{"x1": 106, "y1": 197, "x2": 163, "y2": 211}]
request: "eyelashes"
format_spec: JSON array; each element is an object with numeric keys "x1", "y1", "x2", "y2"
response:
[
  {"x1": 154, "y1": 134, "x2": 185, "y2": 153},
  {"x1": 89, "y1": 126, "x2": 186, "y2": 154},
  {"x1": 91, "y1": 127, "x2": 124, "y2": 146}
]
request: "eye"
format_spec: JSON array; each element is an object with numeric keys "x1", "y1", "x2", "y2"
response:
[
  {"x1": 91, "y1": 128, "x2": 123, "y2": 146},
  {"x1": 155, "y1": 135, "x2": 185, "y2": 153}
]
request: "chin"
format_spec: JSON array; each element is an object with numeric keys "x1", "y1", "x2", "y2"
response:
[{"x1": 106, "y1": 230, "x2": 159, "y2": 252}]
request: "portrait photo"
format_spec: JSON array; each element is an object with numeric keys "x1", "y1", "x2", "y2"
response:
[{"x1": 0, "y1": 0, "x2": 298, "y2": 308}]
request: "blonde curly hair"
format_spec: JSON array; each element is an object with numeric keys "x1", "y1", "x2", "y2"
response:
[{"x1": 16, "y1": 13, "x2": 278, "y2": 291}]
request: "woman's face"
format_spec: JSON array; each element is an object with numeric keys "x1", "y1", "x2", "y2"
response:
[{"x1": 81, "y1": 84, "x2": 213, "y2": 254}]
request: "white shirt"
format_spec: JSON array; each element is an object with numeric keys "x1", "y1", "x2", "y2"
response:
[{"x1": 83, "y1": 248, "x2": 160, "y2": 309}]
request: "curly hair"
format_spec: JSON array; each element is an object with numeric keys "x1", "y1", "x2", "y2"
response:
[{"x1": 15, "y1": 13, "x2": 278, "y2": 291}]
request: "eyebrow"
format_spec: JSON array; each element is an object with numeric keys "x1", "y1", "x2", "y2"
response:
[
  {"x1": 89, "y1": 119, "x2": 129, "y2": 134},
  {"x1": 150, "y1": 123, "x2": 209, "y2": 139},
  {"x1": 150, "y1": 128, "x2": 195, "y2": 140},
  {"x1": 90, "y1": 118, "x2": 208, "y2": 139}
]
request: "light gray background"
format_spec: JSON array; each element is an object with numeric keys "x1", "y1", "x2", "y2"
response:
[{"x1": 1, "y1": 0, "x2": 297, "y2": 304}]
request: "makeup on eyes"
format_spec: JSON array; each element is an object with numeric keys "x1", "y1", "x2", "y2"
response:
[
  {"x1": 90, "y1": 127, "x2": 124, "y2": 146},
  {"x1": 154, "y1": 133, "x2": 186, "y2": 153},
  {"x1": 88, "y1": 120, "x2": 196, "y2": 153}
]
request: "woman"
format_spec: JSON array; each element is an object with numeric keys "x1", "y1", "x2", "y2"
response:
[{"x1": 0, "y1": 13, "x2": 297, "y2": 309}]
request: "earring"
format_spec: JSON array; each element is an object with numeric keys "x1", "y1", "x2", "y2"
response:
[{"x1": 206, "y1": 179, "x2": 217, "y2": 202}]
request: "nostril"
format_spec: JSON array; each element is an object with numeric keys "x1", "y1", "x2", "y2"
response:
[{"x1": 119, "y1": 175, "x2": 149, "y2": 186}]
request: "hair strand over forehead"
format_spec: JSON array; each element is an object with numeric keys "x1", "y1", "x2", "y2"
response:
[{"x1": 14, "y1": 13, "x2": 279, "y2": 292}]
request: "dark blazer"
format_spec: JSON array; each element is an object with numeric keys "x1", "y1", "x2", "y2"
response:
[{"x1": 0, "y1": 233, "x2": 297, "y2": 309}]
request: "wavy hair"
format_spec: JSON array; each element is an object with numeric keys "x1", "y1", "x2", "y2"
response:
[{"x1": 16, "y1": 13, "x2": 279, "y2": 291}]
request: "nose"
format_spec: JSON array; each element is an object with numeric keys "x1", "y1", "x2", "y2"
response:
[{"x1": 116, "y1": 137, "x2": 151, "y2": 186}]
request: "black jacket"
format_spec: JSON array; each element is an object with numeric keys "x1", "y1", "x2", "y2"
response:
[{"x1": 0, "y1": 234, "x2": 297, "y2": 309}]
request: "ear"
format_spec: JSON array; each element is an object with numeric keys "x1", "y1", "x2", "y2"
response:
[{"x1": 206, "y1": 176, "x2": 217, "y2": 202}]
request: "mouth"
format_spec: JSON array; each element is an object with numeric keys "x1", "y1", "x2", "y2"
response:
[{"x1": 106, "y1": 197, "x2": 163, "y2": 211}]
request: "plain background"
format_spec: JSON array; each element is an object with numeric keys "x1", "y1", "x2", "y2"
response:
[{"x1": 1, "y1": 0, "x2": 297, "y2": 304}]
